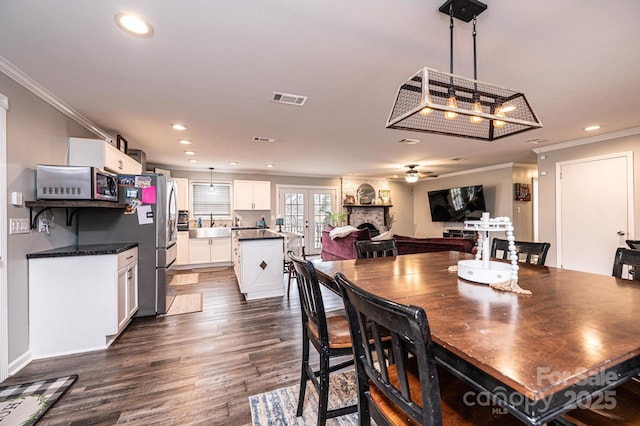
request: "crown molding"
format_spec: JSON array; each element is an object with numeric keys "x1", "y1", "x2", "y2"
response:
[
  {"x1": 0, "y1": 55, "x2": 112, "y2": 142},
  {"x1": 532, "y1": 127, "x2": 640, "y2": 154},
  {"x1": 437, "y1": 162, "x2": 516, "y2": 179}
]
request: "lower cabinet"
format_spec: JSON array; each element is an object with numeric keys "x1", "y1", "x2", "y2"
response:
[
  {"x1": 28, "y1": 247, "x2": 138, "y2": 359},
  {"x1": 177, "y1": 231, "x2": 190, "y2": 265},
  {"x1": 188, "y1": 237, "x2": 232, "y2": 265}
]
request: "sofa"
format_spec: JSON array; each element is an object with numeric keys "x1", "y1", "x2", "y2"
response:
[{"x1": 320, "y1": 227, "x2": 476, "y2": 261}]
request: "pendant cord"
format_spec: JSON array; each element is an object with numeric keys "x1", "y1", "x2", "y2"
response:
[
  {"x1": 472, "y1": 15, "x2": 478, "y2": 95},
  {"x1": 448, "y1": 4, "x2": 454, "y2": 93}
]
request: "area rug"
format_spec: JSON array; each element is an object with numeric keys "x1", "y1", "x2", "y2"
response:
[
  {"x1": 249, "y1": 370, "x2": 359, "y2": 425},
  {"x1": 0, "y1": 375, "x2": 77, "y2": 426},
  {"x1": 164, "y1": 292, "x2": 203, "y2": 316},
  {"x1": 170, "y1": 272, "x2": 200, "y2": 286}
]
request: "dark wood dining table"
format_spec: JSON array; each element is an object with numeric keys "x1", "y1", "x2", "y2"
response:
[{"x1": 312, "y1": 251, "x2": 640, "y2": 425}]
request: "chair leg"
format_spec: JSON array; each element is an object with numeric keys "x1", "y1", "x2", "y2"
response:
[
  {"x1": 317, "y1": 352, "x2": 331, "y2": 426},
  {"x1": 296, "y1": 332, "x2": 310, "y2": 417},
  {"x1": 287, "y1": 266, "x2": 295, "y2": 298}
]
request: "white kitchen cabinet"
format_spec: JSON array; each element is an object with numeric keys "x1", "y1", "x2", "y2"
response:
[
  {"x1": 177, "y1": 231, "x2": 190, "y2": 265},
  {"x1": 175, "y1": 177, "x2": 189, "y2": 211},
  {"x1": 233, "y1": 230, "x2": 284, "y2": 300},
  {"x1": 69, "y1": 137, "x2": 142, "y2": 175},
  {"x1": 28, "y1": 246, "x2": 138, "y2": 359},
  {"x1": 234, "y1": 180, "x2": 271, "y2": 210},
  {"x1": 188, "y1": 237, "x2": 232, "y2": 265}
]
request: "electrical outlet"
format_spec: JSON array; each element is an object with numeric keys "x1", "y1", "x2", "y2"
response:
[{"x1": 9, "y1": 218, "x2": 30, "y2": 235}]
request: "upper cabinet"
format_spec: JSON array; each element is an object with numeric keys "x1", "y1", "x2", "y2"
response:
[
  {"x1": 234, "y1": 180, "x2": 271, "y2": 210},
  {"x1": 69, "y1": 137, "x2": 142, "y2": 175},
  {"x1": 174, "y1": 177, "x2": 189, "y2": 211}
]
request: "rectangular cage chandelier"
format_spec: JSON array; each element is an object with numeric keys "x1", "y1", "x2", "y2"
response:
[{"x1": 386, "y1": 0, "x2": 542, "y2": 141}]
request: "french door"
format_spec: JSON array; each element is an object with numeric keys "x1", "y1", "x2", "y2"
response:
[{"x1": 277, "y1": 185, "x2": 338, "y2": 256}]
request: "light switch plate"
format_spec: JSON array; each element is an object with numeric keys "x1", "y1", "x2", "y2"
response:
[{"x1": 9, "y1": 218, "x2": 30, "y2": 234}]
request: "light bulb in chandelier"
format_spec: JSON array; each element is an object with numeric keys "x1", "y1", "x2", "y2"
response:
[
  {"x1": 470, "y1": 100, "x2": 484, "y2": 124},
  {"x1": 419, "y1": 94, "x2": 433, "y2": 116},
  {"x1": 444, "y1": 95, "x2": 458, "y2": 120},
  {"x1": 493, "y1": 107, "x2": 506, "y2": 128}
]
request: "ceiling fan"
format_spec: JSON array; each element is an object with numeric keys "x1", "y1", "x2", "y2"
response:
[{"x1": 404, "y1": 165, "x2": 438, "y2": 183}]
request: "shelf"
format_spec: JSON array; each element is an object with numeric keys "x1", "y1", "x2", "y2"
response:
[{"x1": 25, "y1": 200, "x2": 126, "y2": 228}]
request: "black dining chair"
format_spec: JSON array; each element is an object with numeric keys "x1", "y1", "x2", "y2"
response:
[
  {"x1": 354, "y1": 239, "x2": 398, "y2": 259},
  {"x1": 626, "y1": 239, "x2": 640, "y2": 249},
  {"x1": 490, "y1": 238, "x2": 551, "y2": 266},
  {"x1": 334, "y1": 272, "x2": 524, "y2": 426},
  {"x1": 288, "y1": 251, "x2": 357, "y2": 425},
  {"x1": 612, "y1": 247, "x2": 640, "y2": 281}
]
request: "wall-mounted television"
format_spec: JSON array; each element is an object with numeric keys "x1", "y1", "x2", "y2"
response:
[{"x1": 427, "y1": 185, "x2": 487, "y2": 222}]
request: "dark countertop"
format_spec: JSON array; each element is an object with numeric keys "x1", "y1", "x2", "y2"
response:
[
  {"x1": 234, "y1": 229, "x2": 283, "y2": 241},
  {"x1": 27, "y1": 243, "x2": 138, "y2": 259},
  {"x1": 232, "y1": 226, "x2": 269, "y2": 230}
]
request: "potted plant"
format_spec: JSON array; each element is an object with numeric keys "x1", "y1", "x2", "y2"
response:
[{"x1": 323, "y1": 210, "x2": 349, "y2": 228}]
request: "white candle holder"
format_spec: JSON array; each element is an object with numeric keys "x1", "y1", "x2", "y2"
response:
[{"x1": 457, "y1": 212, "x2": 520, "y2": 285}]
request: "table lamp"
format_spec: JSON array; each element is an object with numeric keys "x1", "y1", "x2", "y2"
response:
[{"x1": 275, "y1": 218, "x2": 284, "y2": 232}]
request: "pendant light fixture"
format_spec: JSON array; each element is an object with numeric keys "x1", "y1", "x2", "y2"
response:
[
  {"x1": 208, "y1": 167, "x2": 215, "y2": 193},
  {"x1": 386, "y1": 0, "x2": 542, "y2": 141},
  {"x1": 405, "y1": 165, "x2": 420, "y2": 183}
]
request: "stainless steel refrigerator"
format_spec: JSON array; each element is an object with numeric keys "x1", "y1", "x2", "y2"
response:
[{"x1": 78, "y1": 173, "x2": 178, "y2": 316}]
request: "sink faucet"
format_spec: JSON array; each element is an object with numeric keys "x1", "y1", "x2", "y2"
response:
[{"x1": 210, "y1": 213, "x2": 215, "y2": 227}]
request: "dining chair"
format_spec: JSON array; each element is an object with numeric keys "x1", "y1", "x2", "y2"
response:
[
  {"x1": 612, "y1": 247, "x2": 640, "y2": 281},
  {"x1": 626, "y1": 239, "x2": 640, "y2": 249},
  {"x1": 334, "y1": 272, "x2": 524, "y2": 426},
  {"x1": 354, "y1": 239, "x2": 398, "y2": 259},
  {"x1": 490, "y1": 237, "x2": 551, "y2": 266},
  {"x1": 288, "y1": 251, "x2": 357, "y2": 425}
]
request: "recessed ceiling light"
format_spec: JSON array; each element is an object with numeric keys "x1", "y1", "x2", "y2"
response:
[
  {"x1": 188, "y1": 159, "x2": 198, "y2": 163},
  {"x1": 184, "y1": 151, "x2": 196, "y2": 155},
  {"x1": 266, "y1": 164, "x2": 274, "y2": 168},
  {"x1": 114, "y1": 13, "x2": 154, "y2": 38},
  {"x1": 178, "y1": 139, "x2": 192, "y2": 145},
  {"x1": 229, "y1": 161, "x2": 238, "y2": 166},
  {"x1": 584, "y1": 125, "x2": 601, "y2": 131},
  {"x1": 253, "y1": 136, "x2": 276, "y2": 143},
  {"x1": 172, "y1": 123, "x2": 187, "y2": 131}
]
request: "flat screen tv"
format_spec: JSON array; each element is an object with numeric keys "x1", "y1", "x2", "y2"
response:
[{"x1": 428, "y1": 185, "x2": 487, "y2": 222}]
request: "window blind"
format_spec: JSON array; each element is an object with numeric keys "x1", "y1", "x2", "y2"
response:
[{"x1": 192, "y1": 182, "x2": 231, "y2": 216}]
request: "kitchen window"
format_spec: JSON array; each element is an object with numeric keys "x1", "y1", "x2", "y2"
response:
[{"x1": 191, "y1": 181, "x2": 232, "y2": 218}]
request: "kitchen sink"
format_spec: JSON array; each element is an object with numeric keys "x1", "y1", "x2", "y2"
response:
[{"x1": 189, "y1": 227, "x2": 231, "y2": 238}]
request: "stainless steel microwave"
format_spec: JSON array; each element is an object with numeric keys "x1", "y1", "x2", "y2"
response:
[{"x1": 36, "y1": 165, "x2": 118, "y2": 202}]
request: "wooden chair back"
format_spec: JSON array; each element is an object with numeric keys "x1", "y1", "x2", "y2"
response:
[
  {"x1": 335, "y1": 272, "x2": 442, "y2": 425},
  {"x1": 354, "y1": 239, "x2": 398, "y2": 259},
  {"x1": 612, "y1": 247, "x2": 640, "y2": 281},
  {"x1": 490, "y1": 238, "x2": 550, "y2": 265},
  {"x1": 289, "y1": 251, "x2": 329, "y2": 346},
  {"x1": 626, "y1": 240, "x2": 640, "y2": 249}
]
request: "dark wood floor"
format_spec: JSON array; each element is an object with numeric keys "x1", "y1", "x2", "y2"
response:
[{"x1": 5, "y1": 266, "x2": 343, "y2": 425}]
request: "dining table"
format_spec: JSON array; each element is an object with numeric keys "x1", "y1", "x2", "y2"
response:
[{"x1": 312, "y1": 251, "x2": 640, "y2": 425}]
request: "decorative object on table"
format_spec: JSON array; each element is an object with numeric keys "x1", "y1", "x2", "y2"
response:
[
  {"x1": 116, "y1": 134, "x2": 128, "y2": 154},
  {"x1": 0, "y1": 375, "x2": 77, "y2": 426},
  {"x1": 458, "y1": 212, "x2": 532, "y2": 295},
  {"x1": 275, "y1": 217, "x2": 284, "y2": 232},
  {"x1": 248, "y1": 369, "x2": 358, "y2": 426},
  {"x1": 356, "y1": 183, "x2": 375, "y2": 204},
  {"x1": 514, "y1": 183, "x2": 531, "y2": 201},
  {"x1": 344, "y1": 195, "x2": 355, "y2": 205},
  {"x1": 385, "y1": 0, "x2": 542, "y2": 141}
]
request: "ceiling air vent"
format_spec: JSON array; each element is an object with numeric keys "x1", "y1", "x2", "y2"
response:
[
  {"x1": 253, "y1": 136, "x2": 276, "y2": 143},
  {"x1": 272, "y1": 91, "x2": 308, "y2": 106},
  {"x1": 398, "y1": 138, "x2": 421, "y2": 145}
]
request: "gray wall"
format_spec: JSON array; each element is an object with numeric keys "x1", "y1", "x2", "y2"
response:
[
  {"x1": 2, "y1": 73, "x2": 94, "y2": 364},
  {"x1": 536, "y1": 132, "x2": 640, "y2": 267},
  {"x1": 413, "y1": 165, "x2": 517, "y2": 238}
]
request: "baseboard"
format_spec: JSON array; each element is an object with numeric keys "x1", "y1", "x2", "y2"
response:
[{"x1": 8, "y1": 350, "x2": 32, "y2": 376}]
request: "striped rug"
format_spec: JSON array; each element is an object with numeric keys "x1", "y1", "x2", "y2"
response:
[
  {"x1": 0, "y1": 375, "x2": 77, "y2": 426},
  {"x1": 249, "y1": 369, "x2": 359, "y2": 425}
]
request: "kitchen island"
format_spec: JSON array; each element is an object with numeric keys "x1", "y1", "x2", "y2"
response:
[
  {"x1": 232, "y1": 229, "x2": 284, "y2": 300},
  {"x1": 27, "y1": 243, "x2": 139, "y2": 358}
]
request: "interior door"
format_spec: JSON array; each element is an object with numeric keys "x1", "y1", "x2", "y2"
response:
[
  {"x1": 557, "y1": 152, "x2": 634, "y2": 274},
  {"x1": 278, "y1": 186, "x2": 338, "y2": 256}
]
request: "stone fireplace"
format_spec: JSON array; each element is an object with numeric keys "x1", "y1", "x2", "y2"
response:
[{"x1": 346, "y1": 206, "x2": 391, "y2": 236}]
